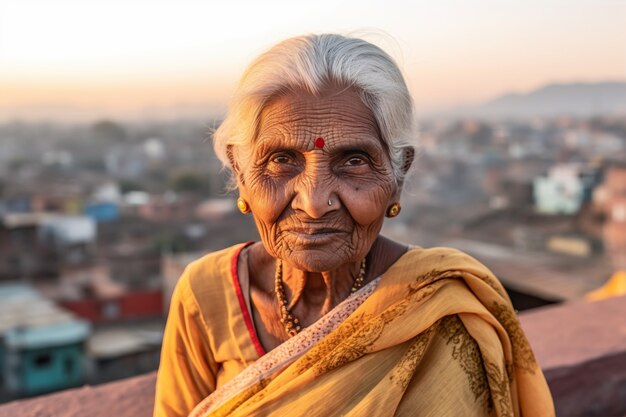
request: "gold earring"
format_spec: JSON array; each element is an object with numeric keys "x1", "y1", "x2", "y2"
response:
[
  {"x1": 386, "y1": 203, "x2": 401, "y2": 218},
  {"x1": 237, "y1": 197, "x2": 251, "y2": 214}
]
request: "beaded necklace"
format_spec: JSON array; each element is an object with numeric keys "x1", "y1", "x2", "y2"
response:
[{"x1": 274, "y1": 258, "x2": 367, "y2": 337}]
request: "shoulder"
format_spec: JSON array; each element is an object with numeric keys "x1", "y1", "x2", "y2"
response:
[
  {"x1": 182, "y1": 243, "x2": 249, "y2": 289},
  {"x1": 402, "y1": 245, "x2": 489, "y2": 270},
  {"x1": 173, "y1": 243, "x2": 251, "y2": 309},
  {"x1": 396, "y1": 246, "x2": 506, "y2": 291}
]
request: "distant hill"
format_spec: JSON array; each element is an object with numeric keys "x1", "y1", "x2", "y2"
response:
[{"x1": 454, "y1": 81, "x2": 626, "y2": 118}]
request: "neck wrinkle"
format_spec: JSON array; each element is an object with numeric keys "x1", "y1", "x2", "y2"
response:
[{"x1": 281, "y1": 261, "x2": 360, "y2": 314}]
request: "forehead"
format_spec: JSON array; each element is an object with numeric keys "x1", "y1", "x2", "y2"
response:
[{"x1": 255, "y1": 88, "x2": 381, "y2": 150}]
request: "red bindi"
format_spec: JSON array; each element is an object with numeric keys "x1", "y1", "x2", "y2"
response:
[{"x1": 314, "y1": 137, "x2": 325, "y2": 149}]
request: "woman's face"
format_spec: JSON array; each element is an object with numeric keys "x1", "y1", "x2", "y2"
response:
[{"x1": 237, "y1": 87, "x2": 399, "y2": 272}]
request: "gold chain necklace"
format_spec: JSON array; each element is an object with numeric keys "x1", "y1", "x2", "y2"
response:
[{"x1": 274, "y1": 258, "x2": 367, "y2": 337}]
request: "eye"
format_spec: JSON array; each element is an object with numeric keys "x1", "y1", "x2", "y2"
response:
[
  {"x1": 345, "y1": 156, "x2": 366, "y2": 166},
  {"x1": 268, "y1": 151, "x2": 297, "y2": 165},
  {"x1": 272, "y1": 154, "x2": 292, "y2": 164},
  {"x1": 265, "y1": 151, "x2": 301, "y2": 176}
]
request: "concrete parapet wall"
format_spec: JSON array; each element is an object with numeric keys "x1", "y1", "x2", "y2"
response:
[
  {"x1": 0, "y1": 372, "x2": 156, "y2": 417},
  {"x1": 520, "y1": 294, "x2": 626, "y2": 416},
  {"x1": 2, "y1": 295, "x2": 625, "y2": 417}
]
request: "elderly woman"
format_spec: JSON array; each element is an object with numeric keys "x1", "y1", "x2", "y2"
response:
[{"x1": 154, "y1": 34, "x2": 554, "y2": 417}]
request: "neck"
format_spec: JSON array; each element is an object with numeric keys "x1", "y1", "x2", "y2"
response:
[
  {"x1": 247, "y1": 236, "x2": 408, "y2": 347},
  {"x1": 280, "y1": 258, "x2": 363, "y2": 317}
]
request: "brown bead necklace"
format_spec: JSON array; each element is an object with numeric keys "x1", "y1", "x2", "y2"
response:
[{"x1": 274, "y1": 257, "x2": 367, "y2": 338}]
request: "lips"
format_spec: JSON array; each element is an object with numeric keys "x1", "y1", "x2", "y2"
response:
[
  {"x1": 283, "y1": 227, "x2": 348, "y2": 245},
  {"x1": 286, "y1": 227, "x2": 347, "y2": 235}
]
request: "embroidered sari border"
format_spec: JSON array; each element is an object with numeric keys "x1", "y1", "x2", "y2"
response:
[{"x1": 190, "y1": 275, "x2": 382, "y2": 417}]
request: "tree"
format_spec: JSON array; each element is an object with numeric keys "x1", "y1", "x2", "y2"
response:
[
  {"x1": 169, "y1": 171, "x2": 211, "y2": 195},
  {"x1": 92, "y1": 120, "x2": 127, "y2": 142}
]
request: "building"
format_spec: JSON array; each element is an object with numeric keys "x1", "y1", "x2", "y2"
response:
[
  {"x1": 0, "y1": 283, "x2": 91, "y2": 396},
  {"x1": 0, "y1": 213, "x2": 58, "y2": 281},
  {"x1": 60, "y1": 291, "x2": 163, "y2": 324},
  {"x1": 593, "y1": 164, "x2": 626, "y2": 271},
  {"x1": 533, "y1": 163, "x2": 600, "y2": 215},
  {"x1": 38, "y1": 215, "x2": 97, "y2": 265}
]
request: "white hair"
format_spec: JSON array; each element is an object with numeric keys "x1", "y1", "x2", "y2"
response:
[{"x1": 213, "y1": 33, "x2": 417, "y2": 184}]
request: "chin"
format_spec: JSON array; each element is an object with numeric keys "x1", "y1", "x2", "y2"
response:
[{"x1": 283, "y1": 248, "x2": 350, "y2": 273}]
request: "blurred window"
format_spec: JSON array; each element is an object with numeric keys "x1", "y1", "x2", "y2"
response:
[
  {"x1": 64, "y1": 357, "x2": 74, "y2": 375},
  {"x1": 34, "y1": 353, "x2": 52, "y2": 367}
]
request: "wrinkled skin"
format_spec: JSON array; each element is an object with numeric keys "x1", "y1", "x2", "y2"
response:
[{"x1": 234, "y1": 87, "x2": 411, "y2": 350}]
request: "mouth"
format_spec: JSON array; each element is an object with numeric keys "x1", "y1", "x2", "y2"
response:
[
  {"x1": 286, "y1": 227, "x2": 346, "y2": 235},
  {"x1": 283, "y1": 227, "x2": 348, "y2": 244}
]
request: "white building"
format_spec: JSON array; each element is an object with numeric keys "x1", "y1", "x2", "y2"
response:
[{"x1": 533, "y1": 164, "x2": 584, "y2": 215}]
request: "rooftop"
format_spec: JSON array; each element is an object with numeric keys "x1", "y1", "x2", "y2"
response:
[
  {"x1": 0, "y1": 283, "x2": 90, "y2": 349},
  {"x1": 1, "y1": 295, "x2": 625, "y2": 417}
]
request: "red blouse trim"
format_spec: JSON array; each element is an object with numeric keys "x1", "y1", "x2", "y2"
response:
[{"x1": 230, "y1": 242, "x2": 266, "y2": 357}]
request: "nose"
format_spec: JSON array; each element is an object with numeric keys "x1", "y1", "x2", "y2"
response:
[{"x1": 291, "y1": 168, "x2": 339, "y2": 219}]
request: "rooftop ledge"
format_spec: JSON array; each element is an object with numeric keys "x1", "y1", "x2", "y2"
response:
[{"x1": 1, "y1": 295, "x2": 625, "y2": 417}]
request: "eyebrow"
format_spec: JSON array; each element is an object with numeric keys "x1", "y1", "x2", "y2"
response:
[
  {"x1": 256, "y1": 134, "x2": 384, "y2": 153},
  {"x1": 330, "y1": 141, "x2": 384, "y2": 157}
]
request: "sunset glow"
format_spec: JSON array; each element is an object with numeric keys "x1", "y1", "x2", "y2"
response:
[{"x1": 1, "y1": 0, "x2": 624, "y2": 121}]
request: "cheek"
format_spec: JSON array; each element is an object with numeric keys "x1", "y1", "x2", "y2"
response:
[
  {"x1": 342, "y1": 183, "x2": 394, "y2": 226},
  {"x1": 250, "y1": 192, "x2": 288, "y2": 225},
  {"x1": 240, "y1": 176, "x2": 293, "y2": 252}
]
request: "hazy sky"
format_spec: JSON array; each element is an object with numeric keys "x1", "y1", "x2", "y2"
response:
[{"x1": 1, "y1": 0, "x2": 625, "y2": 121}]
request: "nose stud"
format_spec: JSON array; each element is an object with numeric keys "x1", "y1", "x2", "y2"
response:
[{"x1": 328, "y1": 199, "x2": 332, "y2": 206}]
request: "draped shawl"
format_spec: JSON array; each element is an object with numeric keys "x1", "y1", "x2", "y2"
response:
[{"x1": 188, "y1": 246, "x2": 554, "y2": 417}]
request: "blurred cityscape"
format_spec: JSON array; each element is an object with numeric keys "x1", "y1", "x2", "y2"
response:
[{"x1": 1, "y1": 91, "x2": 626, "y2": 401}]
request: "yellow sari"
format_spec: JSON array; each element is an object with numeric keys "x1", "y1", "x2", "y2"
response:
[{"x1": 189, "y1": 246, "x2": 554, "y2": 417}]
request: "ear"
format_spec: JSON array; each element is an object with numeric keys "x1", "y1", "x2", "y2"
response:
[
  {"x1": 226, "y1": 145, "x2": 239, "y2": 174},
  {"x1": 392, "y1": 147, "x2": 415, "y2": 200},
  {"x1": 226, "y1": 145, "x2": 245, "y2": 186},
  {"x1": 401, "y1": 146, "x2": 415, "y2": 176}
]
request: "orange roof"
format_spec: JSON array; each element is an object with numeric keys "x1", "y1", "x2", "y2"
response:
[{"x1": 586, "y1": 271, "x2": 626, "y2": 301}]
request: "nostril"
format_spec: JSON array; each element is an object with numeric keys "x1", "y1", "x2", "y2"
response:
[{"x1": 291, "y1": 191, "x2": 339, "y2": 220}]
